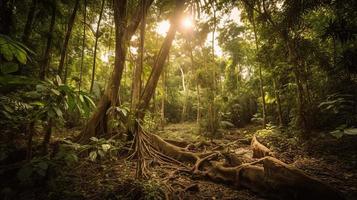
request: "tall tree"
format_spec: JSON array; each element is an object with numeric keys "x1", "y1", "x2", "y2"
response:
[
  {"x1": 79, "y1": 0, "x2": 87, "y2": 92},
  {"x1": 78, "y1": 0, "x2": 154, "y2": 143},
  {"x1": 40, "y1": 1, "x2": 56, "y2": 80},
  {"x1": 22, "y1": 0, "x2": 37, "y2": 44},
  {"x1": 57, "y1": 0, "x2": 80, "y2": 79},
  {"x1": 90, "y1": 0, "x2": 106, "y2": 92}
]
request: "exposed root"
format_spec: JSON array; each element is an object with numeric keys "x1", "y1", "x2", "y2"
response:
[
  {"x1": 126, "y1": 128, "x2": 344, "y2": 199},
  {"x1": 251, "y1": 135, "x2": 275, "y2": 158}
]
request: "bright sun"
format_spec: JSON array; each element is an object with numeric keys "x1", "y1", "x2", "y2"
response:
[
  {"x1": 181, "y1": 17, "x2": 193, "y2": 29},
  {"x1": 156, "y1": 20, "x2": 170, "y2": 36}
]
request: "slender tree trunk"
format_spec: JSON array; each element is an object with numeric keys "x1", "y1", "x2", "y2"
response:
[
  {"x1": 251, "y1": 15, "x2": 267, "y2": 129},
  {"x1": 286, "y1": 38, "x2": 308, "y2": 134},
  {"x1": 79, "y1": 0, "x2": 87, "y2": 92},
  {"x1": 64, "y1": 51, "x2": 69, "y2": 83},
  {"x1": 41, "y1": 118, "x2": 53, "y2": 155},
  {"x1": 131, "y1": 0, "x2": 146, "y2": 110},
  {"x1": 78, "y1": 0, "x2": 154, "y2": 143},
  {"x1": 180, "y1": 66, "x2": 187, "y2": 122},
  {"x1": 139, "y1": 0, "x2": 185, "y2": 113},
  {"x1": 161, "y1": 55, "x2": 167, "y2": 129},
  {"x1": 58, "y1": 0, "x2": 80, "y2": 78},
  {"x1": 209, "y1": 0, "x2": 218, "y2": 134},
  {"x1": 22, "y1": 0, "x2": 37, "y2": 44},
  {"x1": 90, "y1": 0, "x2": 106, "y2": 92},
  {"x1": 273, "y1": 77, "x2": 283, "y2": 127},
  {"x1": 196, "y1": 84, "x2": 200, "y2": 124},
  {"x1": 40, "y1": 2, "x2": 56, "y2": 80}
]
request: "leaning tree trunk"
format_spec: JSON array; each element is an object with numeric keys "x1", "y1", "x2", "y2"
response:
[
  {"x1": 77, "y1": 0, "x2": 154, "y2": 143},
  {"x1": 89, "y1": 0, "x2": 105, "y2": 93},
  {"x1": 132, "y1": 0, "x2": 186, "y2": 178},
  {"x1": 57, "y1": 0, "x2": 79, "y2": 78},
  {"x1": 40, "y1": 2, "x2": 56, "y2": 80}
]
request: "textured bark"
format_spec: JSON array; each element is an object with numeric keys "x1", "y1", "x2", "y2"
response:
[
  {"x1": 78, "y1": 0, "x2": 154, "y2": 143},
  {"x1": 58, "y1": 0, "x2": 80, "y2": 78}
]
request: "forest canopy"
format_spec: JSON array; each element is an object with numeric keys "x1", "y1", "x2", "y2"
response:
[{"x1": 0, "y1": 0, "x2": 356, "y2": 199}]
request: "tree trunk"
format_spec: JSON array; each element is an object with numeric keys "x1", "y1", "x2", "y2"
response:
[
  {"x1": 251, "y1": 14, "x2": 266, "y2": 129},
  {"x1": 22, "y1": 0, "x2": 37, "y2": 44},
  {"x1": 90, "y1": 0, "x2": 106, "y2": 93},
  {"x1": 41, "y1": 118, "x2": 53, "y2": 155},
  {"x1": 131, "y1": 0, "x2": 146, "y2": 110},
  {"x1": 79, "y1": 0, "x2": 87, "y2": 92},
  {"x1": 273, "y1": 77, "x2": 283, "y2": 126},
  {"x1": 0, "y1": 0, "x2": 14, "y2": 34},
  {"x1": 40, "y1": 2, "x2": 56, "y2": 80},
  {"x1": 139, "y1": 0, "x2": 185, "y2": 112},
  {"x1": 161, "y1": 62, "x2": 166, "y2": 129},
  {"x1": 180, "y1": 66, "x2": 188, "y2": 122},
  {"x1": 57, "y1": 0, "x2": 80, "y2": 78},
  {"x1": 77, "y1": 0, "x2": 154, "y2": 143}
]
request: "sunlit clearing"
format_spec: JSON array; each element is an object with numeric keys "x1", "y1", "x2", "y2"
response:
[
  {"x1": 181, "y1": 17, "x2": 193, "y2": 29},
  {"x1": 156, "y1": 20, "x2": 170, "y2": 36}
]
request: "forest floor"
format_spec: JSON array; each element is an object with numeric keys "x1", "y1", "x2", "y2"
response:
[{"x1": 11, "y1": 122, "x2": 357, "y2": 200}]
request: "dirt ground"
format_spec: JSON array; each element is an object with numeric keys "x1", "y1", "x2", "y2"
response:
[{"x1": 13, "y1": 122, "x2": 357, "y2": 200}]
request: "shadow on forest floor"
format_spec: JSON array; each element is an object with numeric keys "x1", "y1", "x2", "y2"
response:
[{"x1": 4, "y1": 123, "x2": 357, "y2": 200}]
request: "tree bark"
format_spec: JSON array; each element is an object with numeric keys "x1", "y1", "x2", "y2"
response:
[
  {"x1": 57, "y1": 0, "x2": 80, "y2": 78},
  {"x1": 139, "y1": 0, "x2": 185, "y2": 112},
  {"x1": 131, "y1": 0, "x2": 147, "y2": 110},
  {"x1": 90, "y1": 0, "x2": 106, "y2": 92},
  {"x1": 22, "y1": 0, "x2": 37, "y2": 44},
  {"x1": 40, "y1": 2, "x2": 56, "y2": 80},
  {"x1": 78, "y1": 0, "x2": 154, "y2": 143}
]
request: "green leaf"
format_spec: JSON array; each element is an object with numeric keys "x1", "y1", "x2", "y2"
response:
[
  {"x1": 329, "y1": 130, "x2": 344, "y2": 139},
  {"x1": 53, "y1": 106, "x2": 63, "y2": 117},
  {"x1": 97, "y1": 150, "x2": 105, "y2": 158},
  {"x1": 1, "y1": 63, "x2": 19, "y2": 74},
  {"x1": 37, "y1": 161, "x2": 49, "y2": 171},
  {"x1": 0, "y1": 43, "x2": 14, "y2": 61},
  {"x1": 14, "y1": 49, "x2": 27, "y2": 64},
  {"x1": 17, "y1": 166, "x2": 33, "y2": 182},
  {"x1": 344, "y1": 128, "x2": 357, "y2": 136},
  {"x1": 89, "y1": 151, "x2": 97, "y2": 161},
  {"x1": 102, "y1": 144, "x2": 111, "y2": 152},
  {"x1": 50, "y1": 88, "x2": 61, "y2": 96},
  {"x1": 90, "y1": 137, "x2": 99, "y2": 142}
]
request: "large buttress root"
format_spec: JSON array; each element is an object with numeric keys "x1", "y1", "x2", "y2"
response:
[{"x1": 140, "y1": 132, "x2": 344, "y2": 200}]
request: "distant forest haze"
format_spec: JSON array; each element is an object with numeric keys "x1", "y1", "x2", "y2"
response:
[{"x1": 0, "y1": 0, "x2": 356, "y2": 200}]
